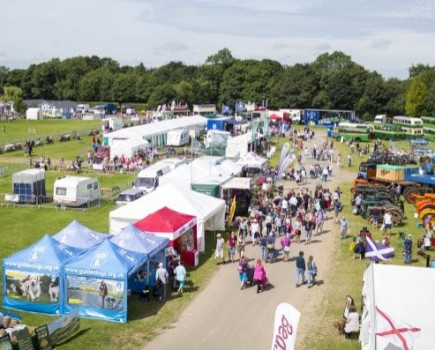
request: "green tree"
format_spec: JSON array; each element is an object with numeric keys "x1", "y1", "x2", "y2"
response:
[
  {"x1": 79, "y1": 67, "x2": 114, "y2": 101},
  {"x1": 405, "y1": 76, "x2": 428, "y2": 117},
  {"x1": 270, "y1": 63, "x2": 317, "y2": 108},
  {"x1": 383, "y1": 78, "x2": 408, "y2": 116},
  {"x1": 147, "y1": 83, "x2": 176, "y2": 108},
  {"x1": 205, "y1": 48, "x2": 235, "y2": 69},
  {"x1": 112, "y1": 73, "x2": 138, "y2": 104},
  {"x1": 0, "y1": 66, "x2": 9, "y2": 94},
  {"x1": 355, "y1": 73, "x2": 389, "y2": 118},
  {"x1": 423, "y1": 84, "x2": 435, "y2": 116},
  {"x1": 1, "y1": 86, "x2": 26, "y2": 114},
  {"x1": 174, "y1": 81, "x2": 194, "y2": 104}
]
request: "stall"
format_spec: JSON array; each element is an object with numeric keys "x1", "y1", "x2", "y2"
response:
[
  {"x1": 110, "y1": 224, "x2": 169, "y2": 292},
  {"x1": 63, "y1": 240, "x2": 147, "y2": 323},
  {"x1": 134, "y1": 207, "x2": 199, "y2": 267},
  {"x1": 221, "y1": 177, "x2": 252, "y2": 216},
  {"x1": 53, "y1": 220, "x2": 110, "y2": 249},
  {"x1": 361, "y1": 263, "x2": 435, "y2": 349},
  {"x1": 2, "y1": 234, "x2": 82, "y2": 315},
  {"x1": 109, "y1": 183, "x2": 226, "y2": 252}
]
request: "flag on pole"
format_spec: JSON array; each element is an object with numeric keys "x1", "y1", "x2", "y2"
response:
[
  {"x1": 365, "y1": 236, "x2": 395, "y2": 262},
  {"x1": 375, "y1": 306, "x2": 421, "y2": 350},
  {"x1": 228, "y1": 196, "x2": 237, "y2": 224}
]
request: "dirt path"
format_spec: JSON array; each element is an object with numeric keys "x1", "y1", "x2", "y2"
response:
[{"x1": 144, "y1": 130, "x2": 355, "y2": 350}]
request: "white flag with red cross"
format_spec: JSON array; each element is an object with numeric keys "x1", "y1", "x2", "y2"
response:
[{"x1": 375, "y1": 306, "x2": 421, "y2": 350}]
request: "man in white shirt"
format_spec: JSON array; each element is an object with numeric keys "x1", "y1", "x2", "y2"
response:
[
  {"x1": 282, "y1": 198, "x2": 289, "y2": 215},
  {"x1": 383, "y1": 212, "x2": 392, "y2": 235}
]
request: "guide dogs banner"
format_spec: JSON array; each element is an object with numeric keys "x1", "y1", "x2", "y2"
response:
[{"x1": 270, "y1": 303, "x2": 301, "y2": 350}]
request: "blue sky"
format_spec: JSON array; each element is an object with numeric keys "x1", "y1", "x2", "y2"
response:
[{"x1": 1, "y1": 0, "x2": 435, "y2": 78}]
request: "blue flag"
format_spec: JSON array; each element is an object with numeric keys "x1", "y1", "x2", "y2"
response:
[
  {"x1": 222, "y1": 104, "x2": 233, "y2": 115},
  {"x1": 365, "y1": 237, "x2": 395, "y2": 262}
]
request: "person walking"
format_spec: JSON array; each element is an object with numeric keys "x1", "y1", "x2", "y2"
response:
[
  {"x1": 347, "y1": 153, "x2": 352, "y2": 167},
  {"x1": 155, "y1": 263, "x2": 169, "y2": 301},
  {"x1": 266, "y1": 234, "x2": 276, "y2": 263},
  {"x1": 339, "y1": 216, "x2": 349, "y2": 239},
  {"x1": 307, "y1": 256, "x2": 318, "y2": 288},
  {"x1": 238, "y1": 256, "x2": 249, "y2": 290},
  {"x1": 237, "y1": 233, "x2": 245, "y2": 261},
  {"x1": 281, "y1": 234, "x2": 291, "y2": 262},
  {"x1": 404, "y1": 234, "x2": 413, "y2": 264},
  {"x1": 253, "y1": 259, "x2": 268, "y2": 294},
  {"x1": 383, "y1": 212, "x2": 393, "y2": 236},
  {"x1": 295, "y1": 251, "x2": 306, "y2": 287},
  {"x1": 228, "y1": 231, "x2": 237, "y2": 263},
  {"x1": 250, "y1": 219, "x2": 260, "y2": 245},
  {"x1": 304, "y1": 214, "x2": 313, "y2": 244},
  {"x1": 259, "y1": 233, "x2": 268, "y2": 262},
  {"x1": 174, "y1": 261, "x2": 187, "y2": 294},
  {"x1": 215, "y1": 233, "x2": 225, "y2": 264}
]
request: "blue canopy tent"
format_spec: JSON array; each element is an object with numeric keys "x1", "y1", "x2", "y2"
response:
[
  {"x1": 110, "y1": 224, "x2": 169, "y2": 292},
  {"x1": 53, "y1": 220, "x2": 109, "y2": 249},
  {"x1": 2, "y1": 234, "x2": 82, "y2": 315},
  {"x1": 63, "y1": 239, "x2": 147, "y2": 323}
]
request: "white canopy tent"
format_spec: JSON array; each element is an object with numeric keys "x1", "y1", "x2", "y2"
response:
[
  {"x1": 236, "y1": 152, "x2": 267, "y2": 169},
  {"x1": 159, "y1": 158, "x2": 238, "y2": 190},
  {"x1": 109, "y1": 183, "x2": 226, "y2": 251},
  {"x1": 361, "y1": 263, "x2": 435, "y2": 350}
]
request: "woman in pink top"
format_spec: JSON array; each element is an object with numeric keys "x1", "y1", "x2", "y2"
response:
[{"x1": 253, "y1": 259, "x2": 268, "y2": 293}]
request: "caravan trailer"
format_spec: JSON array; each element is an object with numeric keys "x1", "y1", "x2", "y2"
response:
[
  {"x1": 166, "y1": 128, "x2": 190, "y2": 146},
  {"x1": 102, "y1": 118, "x2": 124, "y2": 133},
  {"x1": 54, "y1": 176, "x2": 101, "y2": 208}
]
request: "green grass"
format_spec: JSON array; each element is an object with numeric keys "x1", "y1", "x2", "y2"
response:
[
  {"x1": 0, "y1": 119, "x2": 100, "y2": 145},
  {"x1": 302, "y1": 153, "x2": 429, "y2": 350},
  {"x1": 0, "y1": 201, "x2": 220, "y2": 349}
]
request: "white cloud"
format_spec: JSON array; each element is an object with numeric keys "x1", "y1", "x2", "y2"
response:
[{"x1": 0, "y1": 0, "x2": 434, "y2": 79}]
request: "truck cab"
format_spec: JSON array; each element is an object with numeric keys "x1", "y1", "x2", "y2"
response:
[{"x1": 358, "y1": 162, "x2": 377, "y2": 180}]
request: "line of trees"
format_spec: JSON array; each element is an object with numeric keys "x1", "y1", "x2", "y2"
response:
[{"x1": 1, "y1": 49, "x2": 434, "y2": 119}]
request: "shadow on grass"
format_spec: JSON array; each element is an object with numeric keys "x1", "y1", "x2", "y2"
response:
[{"x1": 55, "y1": 328, "x2": 92, "y2": 347}]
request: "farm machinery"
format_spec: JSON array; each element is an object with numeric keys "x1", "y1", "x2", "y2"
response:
[{"x1": 352, "y1": 184, "x2": 404, "y2": 226}]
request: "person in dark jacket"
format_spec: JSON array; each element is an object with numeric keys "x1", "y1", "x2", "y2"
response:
[{"x1": 295, "y1": 251, "x2": 306, "y2": 287}]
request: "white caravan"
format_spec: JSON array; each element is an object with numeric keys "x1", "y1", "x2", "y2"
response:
[{"x1": 54, "y1": 176, "x2": 101, "y2": 207}]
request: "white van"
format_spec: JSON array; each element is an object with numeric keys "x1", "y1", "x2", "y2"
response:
[
  {"x1": 166, "y1": 128, "x2": 190, "y2": 146},
  {"x1": 374, "y1": 114, "x2": 387, "y2": 124},
  {"x1": 54, "y1": 176, "x2": 101, "y2": 208},
  {"x1": 134, "y1": 161, "x2": 171, "y2": 193},
  {"x1": 77, "y1": 104, "x2": 90, "y2": 113}
]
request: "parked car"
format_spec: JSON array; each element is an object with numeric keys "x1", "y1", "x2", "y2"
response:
[{"x1": 115, "y1": 188, "x2": 145, "y2": 207}]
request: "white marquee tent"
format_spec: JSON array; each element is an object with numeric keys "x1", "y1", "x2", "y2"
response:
[
  {"x1": 236, "y1": 152, "x2": 267, "y2": 169},
  {"x1": 109, "y1": 183, "x2": 226, "y2": 251},
  {"x1": 361, "y1": 263, "x2": 435, "y2": 350}
]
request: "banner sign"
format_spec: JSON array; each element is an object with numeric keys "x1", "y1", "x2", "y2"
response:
[
  {"x1": 0, "y1": 335, "x2": 13, "y2": 350},
  {"x1": 14, "y1": 327, "x2": 34, "y2": 350},
  {"x1": 47, "y1": 308, "x2": 80, "y2": 346},
  {"x1": 35, "y1": 325, "x2": 52, "y2": 350},
  {"x1": 270, "y1": 303, "x2": 301, "y2": 350}
]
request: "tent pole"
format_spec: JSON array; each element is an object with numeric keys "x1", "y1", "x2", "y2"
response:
[{"x1": 147, "y1": 260, "x2": 150, "y2": 286}]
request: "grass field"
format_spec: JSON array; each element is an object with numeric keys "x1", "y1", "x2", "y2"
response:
[
  {"x1": 302, "y1": 136, "x2": 431, "y2": 349},
  {"x1": 0, "y1": 119, "x2": 227, "y2": 349},
  {"x1": 0, "y1": 123, "x2": 433, "y2": 349},
  {"x1": 0, "y1": 203, "x2": 222, "y2": 350},
  {"x1": 0, "y1": 119, "x2": 100, "y2": 145}
]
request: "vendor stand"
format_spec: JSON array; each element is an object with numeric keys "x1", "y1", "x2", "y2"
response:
[
  {"x1": 221, "y1": 177, "x2": 252, "y2": 216},
  {"x1": 134, "y1": 207, "x2": 199, "y2": 267},
  {"x1": 110, "y1": 224, "x2": 169, "y2": 292}
]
